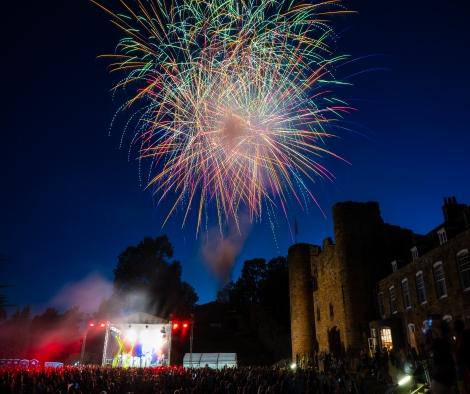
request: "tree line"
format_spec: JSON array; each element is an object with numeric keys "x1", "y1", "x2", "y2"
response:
[{"x1": 0, "y1": 235, "x2": 290, "y2": 361}]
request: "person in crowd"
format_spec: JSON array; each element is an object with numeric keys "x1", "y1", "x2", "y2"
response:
[{"x1": 429, "y1": 320, "x2": 457, "y2": 393}]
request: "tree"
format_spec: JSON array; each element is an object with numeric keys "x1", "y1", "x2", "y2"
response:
[
  {"x1": 260, "y1": 257, "x2": 290, "y2": 328},
  {"x1": 112, "y1": 235, "x2": 198, "y2": 318},
  {"x1": 218, "y1": 256, "x2": 290, "y2": 327},
  {"x1": 234, "y1": 258, "x2": 267, "y2": 304}
]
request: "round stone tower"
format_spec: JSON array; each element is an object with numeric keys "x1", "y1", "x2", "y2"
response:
[
  {"x1": 288, "y1": 243, "x2": 317, "y2": 362},
  {"x1": 332, "y1": 201, "x2": 384, "y2": 350}
]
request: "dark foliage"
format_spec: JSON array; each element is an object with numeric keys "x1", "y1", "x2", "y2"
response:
[
  {"x1": 217, "y1": 256, "x2": 290, "y2": 328},
  {"x1": 112, "y1": 235, "x2": 198, "y2": 318},
  {"x1": 0, "y1": 306, "x2": 83, "y2": 362}
]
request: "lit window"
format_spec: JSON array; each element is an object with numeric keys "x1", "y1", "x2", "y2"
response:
[
  {"x1": 380, "y1": 327, "x2": 393, "y2": 351},
  {"x1": 415, "y1": 271, "x2": 427, "y2": 304},
  {"x1": 389, "y1": 286, "x2": 397, "y2": 314},
  {"x1": 457, "y1": 249, "x2": 470, "y2": 291},
  {"x1": 378, "y1": 292, "x2": 385, "y2": 317},
  {"x1": 401, "y1": 278, "x2": 411, "y2": 309},
  {"x1": 411, "y1": 247, "x2": 419, "y2": 261},
  {"x1": 391, "y1": 261, "x2": 397, "y2": 273},
  {"x1": 433, "y1": 262, "x2": 447, "y2": 298},
  {"x1": 437, "y1": 228, "x2": 447, "y2": 245}
]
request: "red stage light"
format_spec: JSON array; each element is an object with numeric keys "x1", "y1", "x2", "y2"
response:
[
  {"x1": 182, "y1": 322, "x2": 189, "y2": 328},
  {"x1": 100, "y1": 322, "x2": 106, "y2": 328},
  {"x1": 172, "y1": 322, "x2": 179, "y2": 330},
  {"x1": 89, "y1": 322, "x2": 95, "y2": 327}
]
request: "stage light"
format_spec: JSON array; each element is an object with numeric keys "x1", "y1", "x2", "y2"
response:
[
  {"x1": 290, "y1": 363, "x2": 297, "y2": 370},
  {"x1": 173, "y1": 322, "x2": 179, "y2": 331},
  {"x1": 183, "y1": 322, "x2": 189, "y2": 328},
  {"x1": 126, "y1": 329, "x2": 137, "y2": 344},
  {"x1": 89, "y1": 322, "x2": 95, "y2": 327},
  {"x1": 100, "y1": 322, "x2": 106, "y2": 328},
  {"x1": 398, "y1": 375, "x2": 411, "y2": 386}
]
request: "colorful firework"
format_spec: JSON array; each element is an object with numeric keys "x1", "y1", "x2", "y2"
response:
[{"x1": 93, "y1": 0, "x2": 354, "y2": 234}]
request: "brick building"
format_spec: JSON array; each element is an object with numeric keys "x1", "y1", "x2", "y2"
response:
[
  {"x1": 371, "y1": 197, "x2": 470, "y2": 353},
  {"x1": 288, "y1": 197, "x2": 470, "y2": 361}
]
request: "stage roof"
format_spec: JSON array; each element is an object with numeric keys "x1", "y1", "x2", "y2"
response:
[{"x1": 113, "y1": 312, "x2": 168, "y2": 325}]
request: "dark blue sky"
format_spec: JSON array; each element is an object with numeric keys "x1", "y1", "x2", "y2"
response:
[{"x1": 2, "y1": 0, "x2": 470, "y2": 310}]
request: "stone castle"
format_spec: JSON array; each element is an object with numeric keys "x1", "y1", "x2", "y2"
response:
[{"x1": 288, "y1": 198, "x2": 470, "y2": 361}]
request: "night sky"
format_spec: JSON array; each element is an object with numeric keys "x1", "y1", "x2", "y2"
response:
[{"x1": 2, "y1": 0, "x2": 470, "y2": 310}]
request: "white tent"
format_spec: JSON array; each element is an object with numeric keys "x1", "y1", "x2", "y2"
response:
[{"x1": 183, "y1": 353, "x2": 237, "y2": 369}]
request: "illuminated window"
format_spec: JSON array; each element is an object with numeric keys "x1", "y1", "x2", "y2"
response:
[
  {"x1": 433, "y1": 262, "x2": 447, "y2": 298},
  {"x1": 391, "y1": 260, "x2": 397, "y2": 272},
  {"x1": 437, "y1": 228, "x2": 447, "y2": 245},
  {"x1": 401, "y1": 278, "x2": 411, "y2": 309},
  {"x1": 457, "y1": 249, "x2": 470, "y2": 291},
  {"x1": 416, "y1": 271, "x2": 427, "y2": 304},
  {"x1": 389, "y1": 286, "x2": 397, "y2": 314},
  {"x1": 380, "y1": 327, "x2": 393, "y2": 351}
]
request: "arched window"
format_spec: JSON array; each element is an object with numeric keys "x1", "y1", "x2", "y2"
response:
[
  {"x1": 415, "y1": 271, "x2": 427, "y2": 304},
  {"x1": 401, "y1": 278, "x2": 411, "y2": 309},
  {"x1": 433, "y1": 262, "x2": 447, "y2": 298},
  {"x1": 457, "y1": 249, "x2": 470, "y2": 291},
  {"x1": 312, "y1": 268, "x2": 318, "y2": 291},
  {"x1": 389, "y1": 286, "x2": 397, "y2": 314}
]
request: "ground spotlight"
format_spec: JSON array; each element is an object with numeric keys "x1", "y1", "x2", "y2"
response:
[
  {"x1": 398, "y1": 375, "x2": 411, "y2": 386},
  {"x1": 290, "y1": 363, "x2": 297, "y2": 370}
]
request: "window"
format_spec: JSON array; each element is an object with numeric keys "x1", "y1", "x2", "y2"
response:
[
  {"x1": 389, "y1": 286, "x2": 397, "y2": 314},
  {"x1": 329, "y1": 303, "x2": 334, "y2": 320},
  {"x1": 316, "y1": 306, "x2": 321, "y2": 322},
  {"x1": 391, "y1": 260, "x2": 397, "y2": 272},
  {"x1": 416, "y1": 271, "x2": 427, "y2": 304},
  {"x1": 401, "y1": 278, "x2": 411, "y2": 309},
  {"x1": 312, "y1": 268, "x2": 318, "y2": 291},
  {"x1": 437, "y1": 228, "x2": 447, "y2": 245},
  {"x1": 371, "y1": 328, "x2": 376, "y2": 338},
  {"x1": 457, "y1": 249, "x2": 470, "y2": 291},
  {"x1": 433, "y1": 262, "x2": 447, "y2": 298},
  {"x1": 378, "y1": 292, "x2": 385, "y2": 317},
  {"x1": 408, "y1": 324, "x2": 417, "y2": 350},
  {"x1": 411, "y1": 247, "x2": 419, "y2": 261},
  {"x1": 380, "y1": 327, "x2": 393, "y2": 351}
]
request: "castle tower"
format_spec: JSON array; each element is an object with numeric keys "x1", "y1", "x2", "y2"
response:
[
  {"x1": 288, "y1": 243, "x2": 319, "y2": 361},
  {"x1": 332, "y1": 202, "x2": 384, "y2": 350}
]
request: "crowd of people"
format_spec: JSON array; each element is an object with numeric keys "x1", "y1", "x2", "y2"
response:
[
  {"x1": 0, "y1": 354, "x2": 391, "y2": 394},
  {"x1": 1, "y1": 318, "x2": 469, "y2": 394}
]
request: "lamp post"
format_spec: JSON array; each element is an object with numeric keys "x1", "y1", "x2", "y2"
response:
[
  {"x1": 189, "y1": 314, "x2": 194, "y2": 367},
  {"x1": 80, "y1": 327, "x2": 89, "y2": 364}
]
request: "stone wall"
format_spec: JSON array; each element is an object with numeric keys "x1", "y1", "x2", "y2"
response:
[
  {"x1": 312, "y1": 239, "x2": 348, "y2": 353},
  {"x1": 288, "y1": 201, "x2": 416, "y2": 356},
  {"x1": 288, "y1": 243, "x2": 318, "y2": 361}
]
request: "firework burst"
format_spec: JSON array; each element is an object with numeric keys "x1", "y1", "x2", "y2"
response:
[{"x1": 93, "y1": 0, "x2": 354, "y2": 234}]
